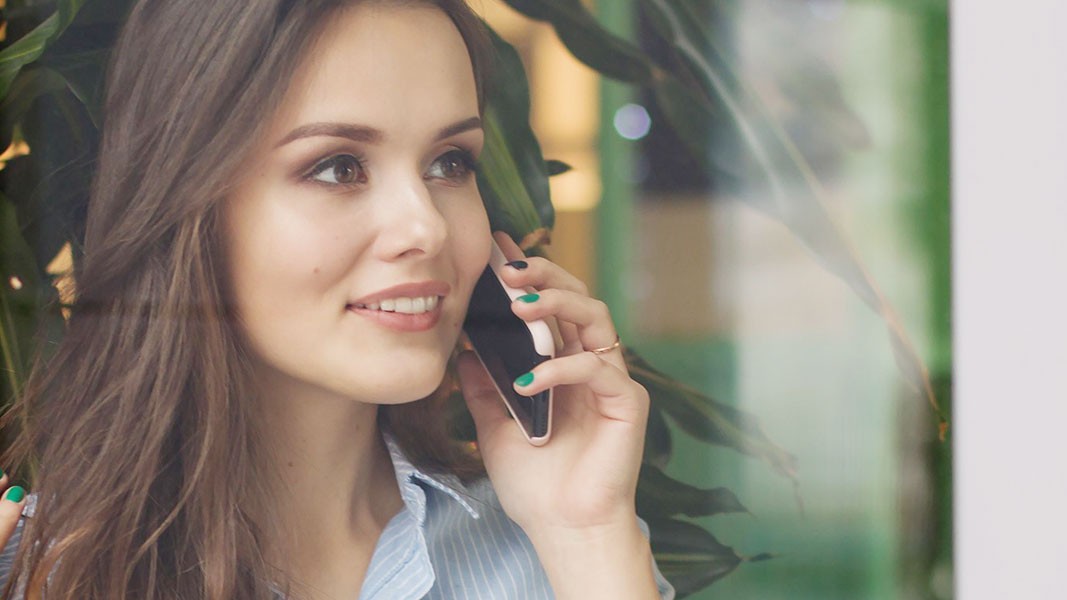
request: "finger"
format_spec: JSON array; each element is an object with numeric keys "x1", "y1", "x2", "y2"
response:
[
  {"x1": 492, "y1": 231, "x2": 527, "y2": 264},
  {"x1": 0, "y1": 481, "x2": 27, "y2": 552},
  {"x1": 491, "y1": 232, "x2": 573, "y2": 352},
  {"x1": 499, "y1": 255, "x2": 590, "y2": 297},
  {"x1": 512, "y1": 289, "x2": 625, "y2": 371},
  {"x1": 456, "y1": 351, "x2": 513, "y2": 445},
  {"x1": 513, "y1": 353, "x2": 648, "y2": 425}
]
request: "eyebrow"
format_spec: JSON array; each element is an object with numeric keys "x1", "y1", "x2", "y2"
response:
[{"x1": 274, "y1": 116, "x2": 483, "y2": 148}]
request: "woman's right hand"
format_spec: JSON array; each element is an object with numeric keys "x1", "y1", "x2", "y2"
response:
[{"x1": 0, "y1": 469, "x2": 27, "y2": 552}]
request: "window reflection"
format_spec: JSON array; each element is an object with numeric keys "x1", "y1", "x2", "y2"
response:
[{"x1": 479, "y1": 0, "x2": 951, "y2": 598}]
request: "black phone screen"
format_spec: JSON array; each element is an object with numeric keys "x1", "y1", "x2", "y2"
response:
[{"x1": 463, "y1": 265, "x2": 551, "y2": 438}]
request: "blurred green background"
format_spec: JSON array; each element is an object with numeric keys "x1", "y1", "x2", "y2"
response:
[{"x1": 484, "y1": 0, "x2": 952, "y2": 597}]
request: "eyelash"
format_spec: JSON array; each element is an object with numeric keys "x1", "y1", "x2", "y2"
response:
[
  {"x1": 302, "y1": 148, "x2": 479, "y2": 189},
  {"x1": 427, "y1": 148, "x2": 479, "y2": 182}
]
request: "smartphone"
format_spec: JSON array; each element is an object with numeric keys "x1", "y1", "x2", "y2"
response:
[{"x1": 463, "y1": 241, "x2": 555, "y2": 445}]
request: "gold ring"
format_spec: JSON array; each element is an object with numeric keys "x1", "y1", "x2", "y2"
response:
[{"x1": 588, "y1": 336, "x2": 621, "y2": 355}]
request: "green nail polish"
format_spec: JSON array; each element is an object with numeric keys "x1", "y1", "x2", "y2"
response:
[
  {"x1": 515, "y1": 372, "x2": 535, "y2": 387},
  {"x1": 517, "y1": 293, "x2": 539, "y2": 303},
  {"x1": 5, "y1": 485, "x2": 25, "y2": 503},
  {"x1": 0, "y1": 467, "x2": 5, "y2": 479}
]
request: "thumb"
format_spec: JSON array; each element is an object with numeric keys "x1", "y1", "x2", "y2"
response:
[{"x1": 456, "y1": 351, "x2": 510, "y2": 444}]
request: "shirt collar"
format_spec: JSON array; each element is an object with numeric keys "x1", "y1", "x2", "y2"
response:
[{"x1": 382, "y1": 432, "x2": 481, "y2": 523}]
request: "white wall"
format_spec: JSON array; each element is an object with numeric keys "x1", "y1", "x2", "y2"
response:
[{"x1": 953, "y1": 1, "x2": 1067, "y2": 598}]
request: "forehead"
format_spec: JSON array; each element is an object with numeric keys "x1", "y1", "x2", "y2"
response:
[{"x1": 267, "y1": 3, "x2": 479, "y2": 139}]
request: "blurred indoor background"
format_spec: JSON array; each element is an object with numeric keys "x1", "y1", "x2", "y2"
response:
[{"x1": 474, "y1": 0, "x2": 952, "y2": 598}]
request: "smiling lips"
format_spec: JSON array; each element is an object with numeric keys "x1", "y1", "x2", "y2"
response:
[
  {"x1": 351, "y1": 295, "x2": 439, "y2": 314},
  {"x1": 347, "y1": 281, "x2": 451, "y2": 332}
]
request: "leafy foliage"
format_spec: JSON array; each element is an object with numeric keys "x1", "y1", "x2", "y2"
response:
[{"x1": 500, "y1": 0, "x2": 945, "y2": 438}]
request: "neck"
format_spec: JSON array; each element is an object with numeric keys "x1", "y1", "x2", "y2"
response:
[{"x1": 253, "y1": 365, "x2": 405, "y2": 591}]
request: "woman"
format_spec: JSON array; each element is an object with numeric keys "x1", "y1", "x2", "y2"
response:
[{"x1": 0, "y1": 0, "x2": 673, "y2": 598}]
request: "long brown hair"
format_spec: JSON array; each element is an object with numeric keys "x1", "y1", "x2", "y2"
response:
[{"x1": 0, "y1": 1, "x2": 493, "y2": 598}]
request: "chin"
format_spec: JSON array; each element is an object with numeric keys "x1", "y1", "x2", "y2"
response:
[{"x1": 362, "y1": 360, "x2": 451, "y2": 406}]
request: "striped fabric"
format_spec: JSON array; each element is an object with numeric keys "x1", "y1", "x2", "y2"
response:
[
  {"x1": 0, "y1": 436, "x2": 676, "y2": 599},
  {"x1": 337, "y1": 434, "x2": 675, "y2": 599}
]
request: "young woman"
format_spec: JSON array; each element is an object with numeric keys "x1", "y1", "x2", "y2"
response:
[{"x1": 0, "y1": 1, "x2": 673, "y2": 598}]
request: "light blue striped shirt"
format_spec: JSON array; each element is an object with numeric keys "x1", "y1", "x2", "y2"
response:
[
  {"x1": 0, "y1": 435, "x2": 675, "y2": 598},
  {"x1": 363, "y1": 434, "x2": 674, "y2": 599}
]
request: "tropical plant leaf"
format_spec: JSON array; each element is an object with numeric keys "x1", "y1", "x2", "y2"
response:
[
  {"x1": 0, "y1": 66, "x2": 70, "y2": 150},
  {"x1": 41, "y1": 48, "x2": 111, "y2": 127},
  {"x1": 0, "y1": 57, "x2": 105, "y2": 149},
  {"x1": 517, "y1": 0, "x2": 946, "y2": 435},
  {"x1": 0, "y1": 194, "x2": 33, "y2": 400},
  {"x1": 500, "y1": 0, "x2": 654, "y2": 84},
  {"x1": 648, "y1": 70, "x2": 750, "y2": 185},
  {"x1": 625, "y1": 347, "x2": 798, "y2": 480},
  {"x1": 477, "y1": 108, "x2": 547, "y2": 243},
  {"x1": 0, "y1": 191, "x2": 64, "y2": 403},
  {"x1": 479, "y1": 26, "x2": 556, "y2": 235},
  {"x1": 637, "y1": 462, "x2": 748, "y2": 519},
  {"x1": 643, "y1": 401, "x2": 672, "y2": 468},
  {"x1": 3, "y1": 85, "x2": 97, "y2": 269},
  {"x1": 647, "y1": 517, "x2": 765, "y2": 596},
  {"x1": 0, "y1": 0, "x2": 90, "y2": 99}
]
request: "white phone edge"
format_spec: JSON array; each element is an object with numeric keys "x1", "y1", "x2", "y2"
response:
[
  {"x1": 468, "y1": 344, "x2": 553, "y2": 446},
  {"x1": 487, "y1": 242, "x2": 555, "y2": 357},
  {"x1": 485, "y1": 240, "x2": 555, "y2": 445}
]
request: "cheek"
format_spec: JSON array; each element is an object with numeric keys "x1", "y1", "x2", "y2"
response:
[
  {"x1": 224, "y1": 198, "x2": 353, "y2": 333},
  {"x1": 449, "y1": 201, "x2": 492, "y2": 283}
]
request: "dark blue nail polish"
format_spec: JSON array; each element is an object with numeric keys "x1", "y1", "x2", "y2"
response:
[{"x1": 506, "y1": 260, "x2": 528, "y2": 270}]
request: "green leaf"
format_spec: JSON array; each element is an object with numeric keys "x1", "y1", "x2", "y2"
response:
[
  {"x1": 649, "y1": 71, "x2": 750, "y2": 186},
  {"x1": 637, "y1": 462, "x2": 748, "y2": 519},
  {"x1": 476, "y1": 107, "x2": 546, "y2": 242},
  {"x1": 3, "y1": 85, "x2": 97, "y2": 270},
  {"x1": 0, "y1": 0, "x2": 90, "y2": 100},
  {"x1": 0, "y1": 191, "x2": 57, "y2": 403},
  {"x1": 647, "y1": 517, "x2": 762, "y2": 596},
  {"x1": 643, "y1": 402, "x2": 672, "y2": 468},
  {"x1": 501, "y1": 0, "x2": 654, "y2": 84},
  {"x1": 42, "y1": 48, "x2": 112, "y2": 127},
  {"x1": 479, "y1": 27, "x2": 555, "y2": 236},
  {"x1": 625, "y1": 347, "x2": 798, "y2": 481},
  {"x1": 0, "y1": 66, "x2": 71, "y2": 150}
]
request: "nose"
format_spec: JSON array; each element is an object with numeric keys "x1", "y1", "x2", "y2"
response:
[{"x1": 371, "y1": 176, "x2": 448, "y2": 261}]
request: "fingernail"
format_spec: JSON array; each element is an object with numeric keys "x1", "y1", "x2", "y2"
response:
[
  {"x1": 0, "y1": 467, "x2": 5, "y2": 479},
  {"x1": 514, "y1": 372, "x2": 535, "y2": 387},
  {"x1": 517, "y1": 293, "x2": 539, "y2": 303},
  {"x1": 4, "y1": 485, "x2": 25, "y2": 503},
  {"x1": 506, "y1": 260, "x2": 528, "y2": 270}
]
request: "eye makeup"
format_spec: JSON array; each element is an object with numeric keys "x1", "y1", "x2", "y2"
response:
[{"x1": 303, "y1": 153, "x2": 368, "y2": 188}]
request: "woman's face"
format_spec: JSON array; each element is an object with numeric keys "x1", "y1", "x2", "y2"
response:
[{"x1": 224, "y1": 3, "x2": 490, "y2": 405}]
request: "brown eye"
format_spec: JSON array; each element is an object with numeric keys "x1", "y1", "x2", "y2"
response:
[
  {"x1": 426, "y1": 149, "x2": 476, "y2": 182},
  {"x1": 308, "y1": 154, "x2": 366, "y2": 186}
]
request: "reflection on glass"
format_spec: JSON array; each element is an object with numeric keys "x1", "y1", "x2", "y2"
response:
[{"x1": 486, "y1": 0, "x2": 951, "y2": 597}]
